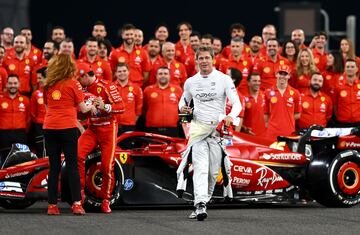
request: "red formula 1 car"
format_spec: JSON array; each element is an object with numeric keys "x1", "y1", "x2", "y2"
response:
[
  {"x1": 105, "y1": 124, "x2": 360, "y2": 207},
  {"x1": 1, "y1": 125, "x2": 360, "y2": 209}
]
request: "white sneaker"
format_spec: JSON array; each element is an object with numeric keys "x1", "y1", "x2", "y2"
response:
[
  {"x1": 188, "y1": 210, "x2": 197, "y2": 219},
  {"x1": 195, "y1": 202, "x2": 207, "y2": 221}
]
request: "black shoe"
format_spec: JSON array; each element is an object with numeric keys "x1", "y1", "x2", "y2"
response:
[{"x1": 195, "y1": 202, "x2": 207, "y2": 221}]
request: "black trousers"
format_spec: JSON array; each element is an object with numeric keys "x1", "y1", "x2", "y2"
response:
[
  {"x1": 334, "y1": 121, "x2": 360, "y2": 128},
  {"x1": 0, "y1": 129, "x2": 27, "y2": 166},
  {"x1": 117, "y1": 125, "x2": 136, "y2": 136},
  {"x1": 44, "y1": 128, "x2": 81, "y2": 204},
  {"x1": 33, "y1": 123, "x2": 45, "y2": 157}
]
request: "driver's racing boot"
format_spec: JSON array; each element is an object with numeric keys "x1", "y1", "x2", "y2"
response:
[{"x1": 101, "y1": 199, "x2": 111, "y2": 213}]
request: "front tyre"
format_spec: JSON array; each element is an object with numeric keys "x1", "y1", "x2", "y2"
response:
[
  {"x1": 83, "y1": 152, "x2": 123, "y2": 210},
  {"x1": 307, "y1": 150, "x2": 360, "y2": 207}
]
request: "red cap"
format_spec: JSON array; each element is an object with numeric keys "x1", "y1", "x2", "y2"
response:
[
  {"x1": 275, "y1": 64, "x2": 291, "y2": 74},
  {"x1": 77, "y1": 63, "x2": 94, "y2": 77}
]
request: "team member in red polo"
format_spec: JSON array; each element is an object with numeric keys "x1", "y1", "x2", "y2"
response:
[
  {"x1": 43, "y1": 54, "x2": 95, "y2": 215},
  {"x1": 109, "y1": 24, "x2": 151, "y2": 87},
  {"x1": 77, "y1": 37, "x2": 112, "y2": 82},
  {"x1": 30, "y1": 67, "x2": 47, "y2": 157},
  {"x1": 312, "y1": 31, "x2": 328, "y2": 73},
  {"x1": 112, "y1": 63, "x2": 143, "y2": 135},
  {"x1": 76, "y1": 63, "x2": 124, "y2": 213},
  {"x1": 241, "y1": 73, "x2": 266, "y2": 136},
  {"x1": 334, "y1": 59, "x2": 360, "y2": 127},
  {"x1": 144, "y1": 66, "x2": 182, "y2": 137},
  {"x1": 253, "y1": 38, "x2": 290, "y2": 91},
  {"x1": 219, "y1": 37, "x2": 253, "y2": 90},
  {"x1": 264, "y1": 64, "x2": 301, "y2": 140},
  {"x1": 2, "y1": 35, "x2": 34, "y2": 95},
  {"x1": 298, "y1": 72, "x2": 332, "y2": 129},
  {"x1": 0, "y1": 74, "x2": 30, "y2": 164},
  {"x1": 148, "y1": 42, "x2": 188, "y2": 86}
]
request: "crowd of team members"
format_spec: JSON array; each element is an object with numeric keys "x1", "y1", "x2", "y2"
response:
[{"x1": 1, "y1": 21, "x2": 360, "y2": 157}]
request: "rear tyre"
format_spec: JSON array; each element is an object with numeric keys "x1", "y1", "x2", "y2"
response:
[{"x1": 307, "y1": 150, "x2": 360, "y2": 207}]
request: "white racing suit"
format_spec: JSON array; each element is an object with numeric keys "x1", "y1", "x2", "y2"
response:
[{"x1": 176, "y1": 69, "x2": 241, "y2": 205}]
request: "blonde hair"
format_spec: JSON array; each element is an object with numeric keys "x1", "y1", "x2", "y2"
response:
[
  {"x1": 340, "y1": 38, "x2": 356, "y2": 60},
  {"x1": 45, "y1": 54, "x2": 76, "y2": 89},
  {"x1": 296, "y1": 48, "x2": 318, "y2": 76}
]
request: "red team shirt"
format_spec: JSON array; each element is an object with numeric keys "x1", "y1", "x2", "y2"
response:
[
  {"x1": 264, "y1": 85, "x2": 302, "y2": 140},
  {"x1": 2, "y1": 55, "x2": 34, "y2": 94},
  {"x1": 0, "y1": 92, "x2": 30, "y2": 130},
  {"x1": 30, "y1": 88, "x2": 46, "y2": 124},
  {"x1": 113, "y1": 80, "x2": 143, "y2": 126},
  {"x1": 334, "y1": 78, "x2": 360, "y2": 123},
  {"x1": 148, "y1": 59, "x2": 188, "y2": 86},
  {"x1": 241, "y1": 88, "x2": 266, "y2": 136},
  {"x1": 77, "y1": 56, "x2": 113, "y2": 82},
  {"x1": 253, "y1": 55, "x2": 290, "y2": 91},
  {"x1": 298, "y1": 91, "x2": 332, "y2": 129},
  {"x1": 109, "y1": 45, "x2": 151, "y2": 86},
  {"x1": 43, "y1": 79, "x2": 84, "y2": 129},
  {"x1": 143, "y1": 84, "x2": 182, "y2": 128}
]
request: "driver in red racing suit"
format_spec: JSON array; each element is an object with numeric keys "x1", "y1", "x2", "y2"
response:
[{"x1": 76, "y1": 63, "x2": 124, "y2": 213}]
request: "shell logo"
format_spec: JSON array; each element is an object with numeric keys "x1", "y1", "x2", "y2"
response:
[
  {"x1": 151, "y1": 92, "x2": 158, "y2": 98},
  {"x1": 340, "y1": 141, "x2": 346, "y2": 148},
  {"x1": 302, "y1": 101, "x2": 309, "y2": 109},
  {"x1": 340, "y1": 90, "x2": 347, "y2": 97},
  {"x1": 37, "y1": 98, "x2": 44, "y2": 104},
  {"x1": 51, "y1": 90, "x2": 61, "y2": 100},
  {"x1": 270, "y1": 97, "x2": 277, "y2": 103},
  {"x1": 118, "y1": 57, "x2": 125, "y2": 63},
  {"x1": 1, "y1": 102, "x2": 8, "y2": 109},
  {"x1": 263, "y1": 67, "x2": 270, "y2": 73},
  {"x1": 9, "y1": 64, "x2": 15, "y2": 71}
]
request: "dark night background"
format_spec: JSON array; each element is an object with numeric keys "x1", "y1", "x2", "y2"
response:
[{"x1": 28, "y1": 0, "x2": 360, "y2": 54}]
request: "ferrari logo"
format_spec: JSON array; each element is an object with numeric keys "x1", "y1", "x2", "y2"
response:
[
  {"x1": 175, "y1": 63, "x2": 179, "y2": 68},
  {"x1": 119, "y1": 153, "x2": 128, "y2": 164},
  {"x1": 357, "y1": 84, "x2": 360, "y2": 90},
  {"x1": 25, "y1": 59, "x2": 30, "y2": 64},
  {"x1": 135, "y1": 50, "x2": 141, "y2": 55},
  {"x1": 9, "y1": 64, "x2": 15, "y2": 71},
  {"x1": 38, "y1": 98, "x2": 44, "y2": 104},
  {"x1": 129, "y1": 86, "x2": 134, "y2": 92},
  {"x1": 19, "y1": 97, "x2": 24, "y2": 102},
  {"x1": 170, "y1": 87, "x2": 175, "y2": 92},
  {"x1": 243, "y1": 61, "x2": 247, "y2": 66},
  {"x1": 279, "y1": 60, "x2": 284, "y2": 65},
  {"x1": 321, "y1": 96, "x2": 326, "y2": 102},
  {"x1": 97, "y1": 87, "x2": 102, "y2": 94},
  {"x1": 97, "y1": 61, "x2": 102, "y2": 67},
  {"x1": 289, "y1": 90, "x2": 294, "y2": 96}
]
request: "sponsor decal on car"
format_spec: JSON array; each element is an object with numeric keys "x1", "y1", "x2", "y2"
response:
[
  {"x1": 124, "y1": 179, "x2": 134, "y2": 191},
  {"x1": 232, "y1": 177, "x2": 250, "y2": 187},
  {"x1": 261, "y1": 153, "x2": 302, "y2": 161},
  {"x1": 340, "y1": 142, "x2": 360, "y2": 148},
  {"x1": 256, "y1": 167, "x2": 283, "y2": 188},
  {"x1": 233, "y1": 165, "x2": 253, "y2": 175},
  {"x1": 5, "y1": 171, "x2": 29, "y2": 179}
]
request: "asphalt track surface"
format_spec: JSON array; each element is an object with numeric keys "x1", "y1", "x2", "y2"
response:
[{"x1": 1, "y1": 201, "x2": 360, "y2": 235}]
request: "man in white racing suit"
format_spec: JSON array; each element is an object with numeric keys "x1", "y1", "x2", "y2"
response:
[{"x1": 178, "y1": 46, "x2": 241, "y2": 221}]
